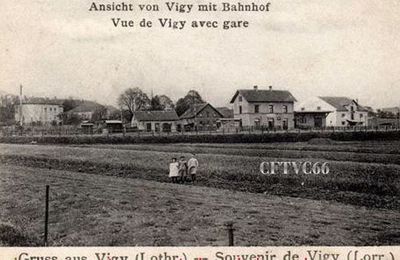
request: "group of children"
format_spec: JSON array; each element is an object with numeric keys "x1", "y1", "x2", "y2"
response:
[{"x1": 169, "y1": 154, "x2": 199, "y2": 183}]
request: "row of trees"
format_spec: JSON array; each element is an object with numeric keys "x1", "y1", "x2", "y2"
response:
[
  {"x1": 0, "y1": 88, "x2": 206, "y2": 126},
  {"x1": 117, "y1": 87, "x2": 205, "y2": 121}
]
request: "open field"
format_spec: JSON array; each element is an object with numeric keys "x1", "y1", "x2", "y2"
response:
[
  {"x1": 0, "y1": 140, "x2": 399, "y2": 245},
  {"x1": 0, "y1": 141, "x2": 399, "y2": 209},
  {"x1": 1, "y1": 165, "x2": 399, "y2": 246}
]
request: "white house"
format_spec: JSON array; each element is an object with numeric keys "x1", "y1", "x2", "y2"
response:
[
  {"x1": 15, "y1": 99, "x2": 64, "y2": 126},
  {"x1": 296, "y1": 96, "x2": 369, "y2": 127},
  {"x1": 230, "y1": 86, "x2": 297, "y2": 129}
]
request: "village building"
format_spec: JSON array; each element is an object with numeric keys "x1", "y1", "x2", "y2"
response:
[
  {"x1": 380, "y1": 107, "x2": 400, "y2": 116},
  {"x1": 301, "y1": 96, "x2": 370, "y2": 127},
  {"x1": 15, "y1": 98, "x2": 64, "y2": 126},
  {"x1": 230, "y1": 86, "x2": 297, "y2": 129},
  {"x1": 294, "y1": 96, "x2": 332, "y2": 128},
  {"x1": 131, "y1": 110, "x2": 179, "y2": 132},
  {"x1": 215, "y1": 107, "x2": 240, "y2": 131},
  {"x1": 179, "y1": 103, "x2": 224, "y2": 131}
]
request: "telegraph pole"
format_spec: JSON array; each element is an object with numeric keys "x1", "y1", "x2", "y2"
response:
[
  {"x1": 192, "y1": 90, "x2": 196, "y2": 131},
  {"x1": 398, "y1": 106, "x2": 400, "y2": 129},
  {"x1": 19, "y1": 84, "x2": 23, "y2": 126}
]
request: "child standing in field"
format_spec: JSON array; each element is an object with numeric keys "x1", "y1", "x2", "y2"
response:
[
  {"x1": 187, "y1": 154, "x2": 199, "y2": 183},
  {"x1": 178, "y1": 156, "x2": 188, "y2": 183},
  {"x1": 169, "y1": 157, "x2": 179, "y2": 183}
]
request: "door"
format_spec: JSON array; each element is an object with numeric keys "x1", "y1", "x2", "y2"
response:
[
  {"x1": 254, "y1": 118, "x2": 261, "y2": 130},
  {"x1": 268, "y1": 118, "x2": 275, "y2": 129},
  {"x1": 282, "y1": 119, "x2": 288, "y2": 130},
  {"x1": 314, "y1": 116, "x2": 323, "y2": 128}
]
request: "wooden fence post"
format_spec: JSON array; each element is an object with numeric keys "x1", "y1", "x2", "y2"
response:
[
  {"x1": 225, "y1": 222, "x2": 235, "y2": 246},
  {"x1": 44, "y1": 185, "x2": 50, "y2": 246}
]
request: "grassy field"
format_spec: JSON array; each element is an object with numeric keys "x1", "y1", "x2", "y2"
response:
[
  {"x1": 0, "y1": 142, "x2": 399, "y2": 209},
  {"x1": 0, "y1": 140, "x2": 399, "y2": 245},
  {"x1": 1, "y1": 165, "x2": 399, "y2": 246}
]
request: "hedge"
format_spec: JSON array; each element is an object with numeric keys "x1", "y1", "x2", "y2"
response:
[{"x1": 1, "y1": 130, "x2": 400, "y2": 144}]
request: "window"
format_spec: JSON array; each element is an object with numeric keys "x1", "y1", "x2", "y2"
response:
[
  {"x1": 301, "y1": 107, "x2": 305, "y2": 111},
  {"x1": 54, "y1": 108, "x2": 57, "y2": 112},
  {"x1": 254, "y1": 105, "x2": 259, "y2": 113},
  {"x1": 238, "y1": 96, "x2": 243, "y2": 102},
  {"x1": 268, "y1": 105, "x2": 274, "y2": 113},
  {"x1": 283, "y1": 105, "x2": 288, "y2": 113},
  {"x1": 50, "y1": 108, "x2": 52, "y2": 111},
  {"x1": 360, "y1": 114, "x2": 363, "y2": 118},
  {"x1": 342, "y1": 121, "x2": 346, "y2": 125},
  {"x1": 317, "y1": 106, "x2": 321, "y2": 111},
  {"x1": 206, "y1": 111, "x2": 210, "y2": 117},
  {"x1": 239, "y1": 106, "x2": 242, "y2": 114},
  {"x1": 299, "y1": 117, "x2": 306, "y2": 124},
  {"x1": 342, "y1": 113, "x2": 346, "y2": 117}
]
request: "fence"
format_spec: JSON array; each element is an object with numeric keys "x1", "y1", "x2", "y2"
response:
[
  {"x1": 2, "y1": 124, "x2": 400, "y2": 138},
  {"x1": 40, "y1": 184, "x2": 236, "y2": 246}
]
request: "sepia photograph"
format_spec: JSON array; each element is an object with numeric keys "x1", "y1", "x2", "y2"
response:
[{"x1": 0, "y1": 0, "x2": 400, "y2": 247}]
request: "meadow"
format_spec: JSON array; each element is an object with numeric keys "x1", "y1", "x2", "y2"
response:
[
  {"x1": 1, "y1": 165, "x2": 399, "y2": 246},
  {"x1": 0, "y1": 140, "x2": 399, "y2": 245},
  {"x1": 0, "y1": 141, "x2": 399, "y2": 209}
]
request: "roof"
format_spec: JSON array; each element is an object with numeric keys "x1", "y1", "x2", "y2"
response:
[
  {"x1": 294, "y1": 111, "x2": 332, "y2": 115},
  {"x1": 180, "y1": 103, "x2": 224, "y2": 119},
  {"x1": 69, "y1": 101, "x2": 101, "y2": 113},
  {"x1": 319, "y1": 97, "x2": 369, "y2": 112},
  {"x1": 132, "y1": 110, "x2": 179, "y2": 121},
  {"x1": 21, "y1": 97, "x2": 63, "y2": 106},
  {"x1": 105, "y1": 120, "x2": 122, "y2": 124},
  {"x1": 230, "y1": 89, "x2": 297, "y2": 103},
  {"x1": 216, "y1": 107, "x2": 234, "y2": 118}
]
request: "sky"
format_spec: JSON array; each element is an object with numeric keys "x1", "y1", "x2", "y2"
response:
[{"x1": 1, "y1": 0, "x2": 400, "y2": 109}]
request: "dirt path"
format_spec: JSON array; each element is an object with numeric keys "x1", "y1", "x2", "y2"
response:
[{"x1": 1, "y1": 165, "x2": 399, "y2": 246}]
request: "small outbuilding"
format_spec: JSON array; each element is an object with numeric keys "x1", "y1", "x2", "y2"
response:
[{"x1": 131, "y1": 110, "x2": 179, "y2": 132}]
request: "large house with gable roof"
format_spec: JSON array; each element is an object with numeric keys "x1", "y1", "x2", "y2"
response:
[{"x1": 230, "y1": 85, "x2": 297, "y2": 129}]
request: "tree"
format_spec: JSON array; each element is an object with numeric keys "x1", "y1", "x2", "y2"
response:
[
  {"x1": 0, "y1": 95, "x2": 18, "y2": 125},
  {"x1": 108, "y1": 109, "x2": 122, "y2": 120},
  {"x1": 59, "y1": 112, "x2": 81, "y2": 125},
  {"x1": 175, "y1": 90, "x2": 205, "y2": 116},
  {"x1": 158, "y1": 95, "x2": 174, "y2": 110},
  {"x1": 62, "y1": 98, "x2": 78, "y2": 112},
  {"x1": 149, "y1": 96, "x2": 163, "y2": 110},
  {"x1": 117, "y1": 88, "x2": 150, "y2": 118},
  {"x1": 92, "y1": 105, "x2": 108, "y2": 122}
]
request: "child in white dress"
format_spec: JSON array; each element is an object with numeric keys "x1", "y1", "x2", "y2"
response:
[{"x1": 169, "y1": 157, "x2": 179, "y2": 183}]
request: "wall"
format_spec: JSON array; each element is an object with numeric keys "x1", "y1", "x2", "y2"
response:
[
  {"x1": 16, "y1": 104, "x2": 63, "y2": 125},
  {"x1": 134, "y1": 120, "x2": 177, "y2": 132},
  {"x1": 232, "y1": 94, "x2": 295, "y2": 129}
]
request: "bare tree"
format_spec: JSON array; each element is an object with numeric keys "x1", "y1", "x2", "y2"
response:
[{"x1": 117, "y1": 88, "x2": 150, "y2": 118}]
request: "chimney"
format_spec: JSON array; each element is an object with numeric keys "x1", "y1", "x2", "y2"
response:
[
  {"x1": 269, "y1": 86, "x2": 273, "y2": 91},
  {"x1": 253, "y1": 85, "x2": 258, "y2": 90}
]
